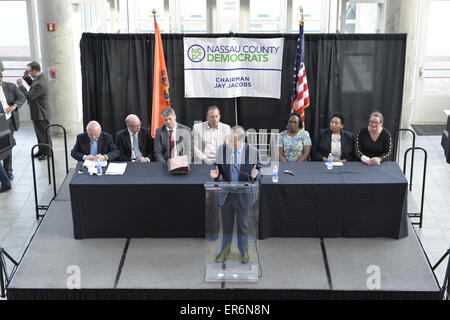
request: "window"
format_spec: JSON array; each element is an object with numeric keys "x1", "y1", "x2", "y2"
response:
[
  {"x1": 217, "y1": 0, "x2": 240, "y2": 33},
  {"x1": 249, "y1": 0, "x2": 282, "y2": 33},
  {"x1": 425, "y1": 1, "x2": 450, "y2": 57},
  {"x1": 179, "y1": 0, "x2": 207, "y2": 33},
  {"x1": 344, "y1": 2, "x2": 380, "y2": 33},
  {"x1": 292, "y1": 0, "x2": 324, "y2": 33},
  {"x1": 0, "y1": 0, "x2": 32, "y2": 59},
  {"x1": 135, "y1": 0, "x2": 165, "y2": 33},
  {"x1": 80, "y1": 2, "x2": 110, "y2": 32}
]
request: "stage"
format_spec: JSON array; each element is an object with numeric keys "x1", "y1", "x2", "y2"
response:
[{"x1": 6, "y1": 170, "x2": 441, "y2": 300}]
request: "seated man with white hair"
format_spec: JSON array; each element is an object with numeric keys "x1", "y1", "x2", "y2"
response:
[
  {"x1": 71, "y1": 120, "x2": 120, "y2": 162},
  {"x1": 116, "y1": 114, "x2": 154, "y2": 162}
]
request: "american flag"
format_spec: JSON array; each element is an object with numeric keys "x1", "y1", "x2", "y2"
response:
[{"x1": 290, "y1": 17, "x2": 309, "y2": 125}]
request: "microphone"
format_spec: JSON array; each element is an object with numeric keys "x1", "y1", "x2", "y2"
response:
[{"x1": 233, "y1": 164, "x2": 258, "y2": 184}]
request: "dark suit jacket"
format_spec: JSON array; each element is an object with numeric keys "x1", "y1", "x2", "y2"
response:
[
  {"x1": 311, "y1": 128, "x2": 354, "y2": 161},
  {"x1": 115, "y1": 127, "x2": 154, "y2": 161},
  {"x1": 215, "y1": 143, "x2": 261, "y2": 208},
  {"x1": 71, "y1": 132, "x2": 120, "y2": 161},
  {"x1": 154, "y1": 123, "x2": 192, "y2": 163},
  {"x1": 19, "y1": 73, "x2": 50, "y2": 121},
  {"x1": 1, "y1": 81, "x2": 26, "y2": 131}
]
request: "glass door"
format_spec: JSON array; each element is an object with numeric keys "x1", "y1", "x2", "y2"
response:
[{"x1": 412, "y1": 0, "x2": 450, "y2": 124}]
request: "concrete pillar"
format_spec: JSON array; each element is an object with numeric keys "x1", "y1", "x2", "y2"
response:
[
  {"x1": 385, "y1": 0, "x2": 420, "y2": 129},
  {"x1": 35, "y1": 0, "x2": 82, "y2": 134}
]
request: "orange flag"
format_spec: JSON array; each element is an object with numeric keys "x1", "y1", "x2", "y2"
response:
[{"x1": 151, "y1": 14, "x2": 171, "y2": 138}]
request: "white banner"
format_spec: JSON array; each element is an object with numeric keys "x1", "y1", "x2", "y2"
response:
[{"x1": 184, "y1": 37, "x2": 284, "y2": 99}]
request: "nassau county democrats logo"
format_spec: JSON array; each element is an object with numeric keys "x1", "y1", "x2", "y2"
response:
[{"x1": 187, "y1": 44, "x2": 206, "y2": 63}]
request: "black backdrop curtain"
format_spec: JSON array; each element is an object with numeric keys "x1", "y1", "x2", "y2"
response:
[{"x1": 80, "y1": 33, "x2": 406, "y2": 152}]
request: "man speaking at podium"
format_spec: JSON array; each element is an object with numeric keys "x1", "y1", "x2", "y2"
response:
[{"x1": 210, "y1": 126, "x2": 260, "y2": 264}]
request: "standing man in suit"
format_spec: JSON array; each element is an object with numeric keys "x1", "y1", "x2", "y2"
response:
[
  {"x1": 210, "y1": 126, "x2": 261, "y2": 264},
  {"x1": 16, "y1": 61, "x2": 52, "y2": 160},
  {"x1": 154, "y1": 108, "x2": 192, "y2": 163},
  {"x1": 192, "y1": 106, "x2": 231, "y2": 164},
  {"x1": 71, "y1": 121, "x2": 119, "y2": 162},
  {"x1": 116, "y1": 114, "x2": 154, "y2": 162},
  {"x1": 0, "y1": 72, "x2": 26, "y2": 179}
]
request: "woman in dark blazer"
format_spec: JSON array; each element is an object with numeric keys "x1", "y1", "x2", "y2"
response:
[{"x1": 311, "y1": 112, "x2": 354, "y2": 162}]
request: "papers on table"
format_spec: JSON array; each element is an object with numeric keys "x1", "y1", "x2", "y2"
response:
[
  {"x1": 332, "y1": 162, "x2": 344, "y2": 166},
  {"x1": 83, "y1": 160, "x2": 107, "y2": 167},
  {"x1": 105, "y1": 162, "x2": 127, "y2": 175}
]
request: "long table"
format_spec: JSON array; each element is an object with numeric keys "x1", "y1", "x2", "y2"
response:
[
  {"x1": 69, "y1": 161, "x2": 408, "y2": 239},
  {"x1": 259, "y1": 162, "x2": 408, "y2": 239},
  {"x1": 70, "y1": 163, "x2": 210, "y2": 239}
]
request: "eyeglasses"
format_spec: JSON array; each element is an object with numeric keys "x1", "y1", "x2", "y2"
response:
[{"x1": 369, "y1": 120, "x2": 381, "y2": 124}]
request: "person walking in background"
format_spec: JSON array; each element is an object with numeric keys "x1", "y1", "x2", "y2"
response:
[
  {"x1": 17, "y1": 61, "x2": 52, "y2": 160},
  {"x1": 0, "y1": 72, "x2": 26, "y2": 179}
]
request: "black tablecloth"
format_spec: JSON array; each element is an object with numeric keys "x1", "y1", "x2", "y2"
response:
[
  {"x1": 69, "y1": 162, "x2": 210, "y2": 239},
  {"x1": 70, "y1": 161, "x2": 408, "y2": 239},
  {"x1": 259, "y1": 161, "x2": 408, "y2": 239}
]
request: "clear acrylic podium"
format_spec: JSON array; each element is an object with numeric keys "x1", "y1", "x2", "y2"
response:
[{"x1": 204, "y1": 182, "x2": 260, "y2": 282}]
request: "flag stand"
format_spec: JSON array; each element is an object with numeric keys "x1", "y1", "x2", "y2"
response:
[{"x1": 234, "y1": 98, "x2": 238, "y2": 126}]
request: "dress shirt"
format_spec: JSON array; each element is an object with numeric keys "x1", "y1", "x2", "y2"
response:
[
  {"x1": 90, "y1": 139, "x2": 97, "y2": 156},
  {"x1": 231, "y1": 145, "x2": 244, "y2": 182},
  {"x1": 330, "y1": 134, "x2": 342, "y2": 161},
  {"x1": 81, "y1": 139, "x2": 108, "y2": 160},
  {"x1": 0, "y1": 85, "x2": 11, "y2": 120},
  {"x1": 168, "y1": 124, "x2": 177, "y2": 157},
  {"x1": 128, "y1": 130, "x2": 143, "y2": 159},
  {"x1": 204, "y1": 123, "x2": 219, "y2": 159}
]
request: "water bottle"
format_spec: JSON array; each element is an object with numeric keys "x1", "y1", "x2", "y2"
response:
[
  {"x1": 131, "y1": 150, "x2": 136, "y2": 162},
  {"x1": 326, "y1": 153, "x2": 333, "y2": 170},
  {"x1": 272, "y1": 165, "x2": 279, "y2": 183},
  {"x1": 96, "y1": 160, "x2": 102, "y2": 176}
]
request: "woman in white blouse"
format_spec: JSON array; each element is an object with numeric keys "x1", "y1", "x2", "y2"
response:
[{"x1": 311, "y1": 112, "x2": 354, "y2": 162}]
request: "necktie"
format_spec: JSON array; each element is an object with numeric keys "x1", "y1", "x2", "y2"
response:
[
  {"x1": 231, "y1": 149, "x2": 239, "y2": 182},
  {"x1": 133, "y1": 133, "x2": 142, "y2": 158},
  {"x1": 169, "y1": 130, "x2": 174, "y2": 158},
  {"x1": 90, "y1": 140, "x2": 97, "y2": 156},
  {"x1": 0, "y1": 101, "x2": 4, "y2": 114},
  {"x1": 233, "y1": 149, "x2": 239, "y2": 172}
]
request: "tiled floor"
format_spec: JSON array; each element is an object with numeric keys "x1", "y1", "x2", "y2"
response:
[
  {"x1": 0, "y1": 123, "x2": 449, "y2": 298},
  {"x1": 0, "y1": 121, "x2": 78, "y2": 294}
]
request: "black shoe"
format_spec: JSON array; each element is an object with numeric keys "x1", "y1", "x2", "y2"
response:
[
  {"x1": 240, "y1": 253, "x2": 249, "y2": 264},
  {"x1": 32, "y1": 152, "x2": 43, "y2": 158},
  {"x1": 7, "y1": 173, "x2": 13, "y2": 180},
  {"x1": 38, "y1": 154, "x2": 48, "y2": 160},
  {"x1": 0, "y1": 185, "x2": 11, "y2": 193}
]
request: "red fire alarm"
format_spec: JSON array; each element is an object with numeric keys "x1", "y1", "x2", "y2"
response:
[
  {"x1": 47, "y1": 23, "x2": 56, "y2": 32},
  {"x1": 48, "y1": 67, "x2": 57, "y2": 80}
]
